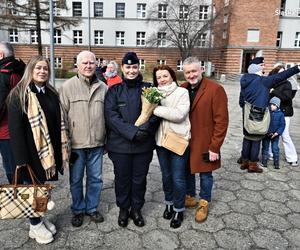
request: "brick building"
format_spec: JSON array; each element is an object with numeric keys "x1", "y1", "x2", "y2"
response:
[{"x1": 1, "y1": 0, "x2": 300, "y2": 76}]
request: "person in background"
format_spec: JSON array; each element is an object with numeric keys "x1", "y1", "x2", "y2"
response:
[
  {"x1": 59, "y1": 51, "x2": 107, "y2": 227},
  {"x1": 182, "y1": 57, "x2": 229, "y2": 223},
  {"x1": 8, "y1": 55, "x2": 69, "y2": 244},
  {"x1": 105, "y1": 52, "x2": 159, "y2": 228},
  {"x1": 269, "y1": 63, "x2": 298, "y2": 167},
  {"x1": 261, "y1": 97, "x2": 285, "y2": 169},
  {"x1": 153, "y1": 65, "x2": 190, "y2": 228},
  {"x1": 0, "y1": 41, "x2": 25, "y2": 183},
  {"x1": 104, "y1": 60, "x2": 122, "y2": 88},
  {"x1": 239, "y1": 57, "x2": 300, "y2": 173}
]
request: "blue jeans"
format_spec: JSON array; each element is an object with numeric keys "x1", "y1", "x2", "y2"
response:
[
  {"x1": 186, "y1": 171, "x2": 213, "y2": 202},
  {"x1": 156, "y1": 146, "x2": 188, "y2": 212},
  {"x1": 262, "y1": 136, "x2": 280, "y2": 164},
  {"x1": 242, "y1": 138, "x2": 261, "y2": 162},
  {"x1": 69, "y1": 146, "x2": 104, "y2": 214},
  {"x1": 0, "y1": 139, "x2": 16, "y2": 184}
]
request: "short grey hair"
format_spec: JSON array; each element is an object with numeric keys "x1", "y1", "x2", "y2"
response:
[
  {"x1": 0, "y1": 41, "x2": 15, "y2": 57},
  {"x1": 76, "y1": 50, "x2": 96, "y2": 65},
  {"x1": 108, "y1": 60, "x2": 119, "y2": 70},
  {"x1": 183, "y1": 57, "x2": 201, "y2": 68}
]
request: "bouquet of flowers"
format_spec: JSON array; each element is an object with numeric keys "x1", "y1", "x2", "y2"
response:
[{"x1": 135, "y1": 86, "x2": 164, "y2": 126}]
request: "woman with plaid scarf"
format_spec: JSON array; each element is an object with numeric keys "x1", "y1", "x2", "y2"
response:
[{"x1": 7, "y1": 56, "x2": 69, "y2": 244}]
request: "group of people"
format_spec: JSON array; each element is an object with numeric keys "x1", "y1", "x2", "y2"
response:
[
  {"x1": 239, "y1": 56, "x2": 299, "y2": 172},
  {"x1": 4, "y1": 39, "x2": 281, "y2": 245}
]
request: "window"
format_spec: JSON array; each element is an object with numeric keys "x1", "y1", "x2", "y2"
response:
[
  {"x1": 158, "y1": 4, "x2": 167, "y2": 19},
  {"x1": 116, "y1": 31, "x2": 125, "y2": 46},
  {"x1": 72, "y1": 2, "x2": 82, "y2": 16},
  {"x1": 116, "y1": 3, "x2": 125, "y2": 18},
  {"x1": 222, "y1": 30, "x2": 227, "y2": 39},
  {"x1": 224, "y1": 13, "x2": 228, "y2": 23},
  {"x1": 53, "y1": 0, "x2": 61, "y2": 16},
  {"x1": 7, "y1": 2, "x2": 17, "y2": 15},
  {"x1": 157, "y1": 32, "x2": 167, "y2": 47},
  {"x1": 179, "y1": 5, "x2": 189, "y2": 19},
  {"x1": 30, "y1": 30, "x2": 38, "y2": 44},
  {"x1": 94, "y1": 2, "x2": 103, "y2": 17},
  {"x1": 276, "y1": 31, "x2": 282, "y2": 48},
  {"x1": 179, "y1": 33, "x2": 188, "y2": 47},
  {"x1": 139, "y1": 59, "x2": 145, "y2": 70},
  {"x1": 199, "y1": 5, "x2": 209, "y2": 20},
  {"x1": 94, "y1": 30, "x2": 104, "y2": 45},
  {"x1": 298, "y1": 1, "x2": 300, "y2": 16},
  {"x1": 247, "y1": 29, "x2": 260, "y2": 42},
  {"x1": 157, "y1": 59, "x2": 166, "y2": 65},
  {"x1": 199, "y1": 61, "x2": 205, "y2": 71},
  {"x1": 54, "y1": 29, "x2": 61, "y2": 44},
  {"x1": 73, "y1": 57, "x2": 77, "y2": 68},
  {"x1": 280, "y1": 0, "x2": 286, "y2": 14},
  {"x1": 54, "y1": 57, "x2": 62, "y2": 69},
  {"x1": 197, "y1": 33, "x2": 207, "y2": 47},
  {"x1": 177, "y1": 60, "x2": 183, "y2": 71},
  {"x1": 73, "y1": 30, "x2": 83, "y2": 44},
  {"x1": 295, "y1": 32, "x2": 300, "y2": 47},
  {"x1": 136, "y1": 32, "x2": 146, "y2": 46},
  {"x1": 137, "y1": 3, "x2": 146, "y2": 18},
  {"x1": 9, "y1": 29, "x2": 18, "y2": 43}
]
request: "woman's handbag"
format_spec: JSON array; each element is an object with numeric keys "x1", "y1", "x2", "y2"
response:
[
  {"x1": 161, "y1": 130, "x2": 189, "y2": 156},
  {"x1": 244, "y1": 101, "x2": 270, "y2": 135},
  {"x1": 0, "y1": 165, "x2": 53, "y2": 219}
]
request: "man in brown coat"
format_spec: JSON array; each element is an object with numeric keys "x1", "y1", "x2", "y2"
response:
[{"x1": 182, "y1": 57, "x2": 229, "y2": 222}]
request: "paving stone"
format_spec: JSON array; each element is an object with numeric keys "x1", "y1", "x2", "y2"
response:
[
  {"x1": 240, "y1": 180, "x2": 265, "y2": 191},
  {"x1": 250, "y1": 229, "x2": 289, "y2": 250},
  {"x1": 104, "y1": 230, "x2": 142, "y2": 249},
  {"x1": 255, "y1": 212, "x2": 291, "y2": 231},
  {"x1": 264, "y1": 180, "x2": 290, "y2": 191},
  {"x1": 213, "y1": 189, "x2": 237, "y2": 203},
  {"x1": 236, "y1": 189, "x2": 264, "y2": 202},
  {"x1": 229, "y1": 199, "x2": 261, "y2": 215},
  {"x1": 259, "y1": 200, "x2": 291, "y2": 215},
  {"x1": 222, "y1": 212, "x2": 257, "y2": 231},
  {"x1": 283, "y1": 229, "x2": 300, "y2": 247},
  {"x1": 289, "y1": 190, "x2": 300, "y2": 200},
  {"x1": 261, "y1": 189, "x2": 290, "y2": 203},
  {"x1": 65, "y1": 230, "x2": 104, "y2": 249},
  {"x1": 191, "y1": 215, "x2": 225, "y2": 233},
  {"x1": 287, "y1": 200, "x2": 300, "y2": 213},
  {"x1": 214, "y1": 229, "x2": 253, "y2": 249},
  {"x1": 142, "y1": 230, "x2": 179, "y2": 249},
  {"x1": 218, "y1": 172, "x2": 244, "y2": 181},
  {"x1": 0, "y1": 228, "x2": 29, "y2": 249},
  {"x1": 215, "y1": 179, "x2": 241, "y2": 191},
  {"x1": 267, "y1": 171, "x2": 291, "y2": 182},
  {"x1": 180, "y1": 230, "x2": 217, "y2": 249},
  {"x1": 209, "y1": 201, "x2": 232, "y2": 216},
  {"x1": 289, "y1": 180, "x2": 300, "y2": 190},
  {"x1": 287, "y1": 214, "x2": 300, "y2": 228}
]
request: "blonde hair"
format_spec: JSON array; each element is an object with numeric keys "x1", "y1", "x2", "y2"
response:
[{"x1": 8, "y1": 55, "x2": 56, "y2": 113}]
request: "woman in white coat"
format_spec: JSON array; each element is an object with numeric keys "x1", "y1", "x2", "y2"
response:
[{"x1": 153, "y1": 65, "x2": 191, "y2": 228}]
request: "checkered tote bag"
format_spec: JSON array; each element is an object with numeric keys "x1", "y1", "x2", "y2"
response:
[{"x1": 0, "y1": 165, "x2": 53, "y2": 219}]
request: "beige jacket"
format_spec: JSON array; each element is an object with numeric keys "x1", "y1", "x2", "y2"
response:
[
  {"x1": 59, "y1": 73, "x2": 107, "y2": 149},
  {"x1": 153, "y1": 82, "x2": 191, "y2": 147}
]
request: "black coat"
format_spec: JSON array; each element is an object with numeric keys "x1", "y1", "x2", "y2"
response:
[
  {"x1": 104, "y1": 75, "x2": 160, "y2": 153},
  {"x1": 8, "y1": 83, "x2": 62, "y2": 182},
  {"x1": 270, "y1": 80, "x2": 294, "y2": 117}
]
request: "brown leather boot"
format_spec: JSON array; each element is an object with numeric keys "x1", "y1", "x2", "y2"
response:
[
  {"x1": 248, "y1": 161, "x2": 263, "y2": 173},
  {"x1": 240, "y1": 159, "x2": 249, "y2": 170}
]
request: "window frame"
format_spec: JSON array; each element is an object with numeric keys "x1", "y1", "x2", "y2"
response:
[
  {"x1": 137, "y1": 3, "x2": 146, "y2": 18},
  {"x1": 199, "y1": 5, "x2": 209, "y2": 20},
  {"x1": 54, "y1": 29, "x2": 62, "y2": 44},
  {"x1": 116, "y1": 31, "x2": 125, "y2": 46},
  {"x1": 158, "y1": 4, "x2": 168, "y2": 19},
  {"x1": 72, "y1": 2, "x2": 82, "y2": 17},
  {"x1": 179, "y1": 5, "x2": 189, "y2": 19},
  {"x1": 9, "y1": 29, "x2": 18, "y2": 43},
  {"x1": 73, "y1": 30, "x2": 83, "y2": 45},
  {"x1": 136, "y1": 31, "x2": 146, "y2": 46},
  {"x1": 30, "y1": 30, "x2": 38, "y2": 44},
  {"x1": 295, "y1": 32, "x2": 300, "y2": 47},
  {"x1": 116, "y1": 3, "x2": 125, "y2": 18},
  {"x1": 157, "y1": 32, "x2": 167, "y2": 47},
  {"x1": 94, "y1": 30, "x2": 104, "y2": 45},
  {"x1": 94, "y1": 2, "x2": 103, "y2": 17}
]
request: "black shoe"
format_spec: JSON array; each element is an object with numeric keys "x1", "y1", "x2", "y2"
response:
[
  {"x1": 86, "y1": 211, "x2": 104, "y2": 223},
  {"x1": 163, "y1": 205, "x2": 174, "y2": 220},
  {"x1": 274, "y1": 165, "x2": 280, "y2": 169},
  {"x1": 118, "y1": 209, "x2": 129, "y2": 227},
  {"x1": 130, "y1": 210, "x2": 145, "y2": 227},
  {"x1": 71, "y1": 213, "x2": 84, "y2": 227},
  {"x1": 237, "y1": 156, "x2": 242, "y2": 164},
  {"x1": 170, "y1": 211, "x2": 184, "y2": 229}
]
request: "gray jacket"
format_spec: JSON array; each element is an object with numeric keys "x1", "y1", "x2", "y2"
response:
[{"x1": 59, "y1": 73, "x2": 107, "y2": 149}]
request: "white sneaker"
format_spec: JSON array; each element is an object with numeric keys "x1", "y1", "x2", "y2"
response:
[
  {"x1": 291, "y1": 161, "x2": 298, "y2": 167},
  {"x1": 29, "y1": 221, "x2": 54, "y2": 244},
  {"x1": 43, "y1": 218, "x2": 57, "y2": 235}
]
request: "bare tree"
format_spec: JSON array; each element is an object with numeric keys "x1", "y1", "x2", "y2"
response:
[
  {"x1": 0, "y1": 0, "x2": 80, "y2": 55},
  {"x1": 147, "y1": 0, "x2": 225, "y2": 61}
]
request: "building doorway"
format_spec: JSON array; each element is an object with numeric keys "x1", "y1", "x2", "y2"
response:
[{"x1": 242, "y1": 50, "x2": 258, "y2": 73}]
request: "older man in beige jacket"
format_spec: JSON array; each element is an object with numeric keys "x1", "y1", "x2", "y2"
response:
[{"x1": 59, "y1": 51, "x2": 107, "y2": 227}]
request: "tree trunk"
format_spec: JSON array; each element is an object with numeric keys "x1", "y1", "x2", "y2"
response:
[{"x1": 34, "y1": 0, "x2": 42, "y2": 55}]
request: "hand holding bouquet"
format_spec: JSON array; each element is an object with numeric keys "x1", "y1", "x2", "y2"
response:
[{"x1": 135, "y1": 86, "x2": 164, "y2": 126}]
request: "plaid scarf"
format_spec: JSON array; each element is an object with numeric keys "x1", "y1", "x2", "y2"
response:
[{"x1": 26, "y1": 85, "x2": 70, "y2": 179}]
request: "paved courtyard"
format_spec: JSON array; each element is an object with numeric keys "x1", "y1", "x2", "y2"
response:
[{"x1": 0, "y1": 80, "x2": 300, "y2": 249}]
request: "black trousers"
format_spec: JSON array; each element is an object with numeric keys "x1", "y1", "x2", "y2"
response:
[{"x1": 108, "y1": 151, "x2": 153, "y2": 211}]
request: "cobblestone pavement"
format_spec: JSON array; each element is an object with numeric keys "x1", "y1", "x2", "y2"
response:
[{"x1": 0, "y1": 81, "x2": 300, "y2": 249}]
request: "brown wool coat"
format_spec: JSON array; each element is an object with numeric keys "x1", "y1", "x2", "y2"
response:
[{"x1": 182, "y1": 78, "x2": 229, "y2": 173}]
